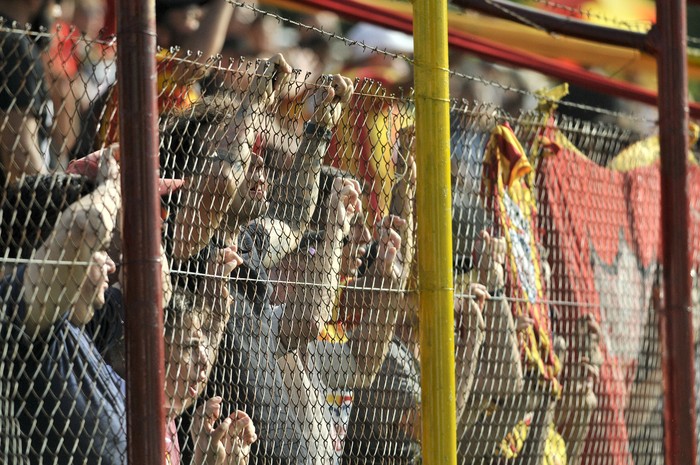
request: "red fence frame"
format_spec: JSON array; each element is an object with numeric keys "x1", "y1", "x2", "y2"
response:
[
  {"x1": 114, "y1": 0, "x2": 696, "y2": 463},
  {"x1": 116, "y1": 1, "x2": 166, "y2": 464},
  {"x1": 657, "y1": 2, "x2": 696, "y2": 464}
]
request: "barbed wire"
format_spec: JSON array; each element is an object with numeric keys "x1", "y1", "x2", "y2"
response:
[
  {"x1": 0, "y1": 2, "x2": 658, "y2": 125},
  {"x1": 0, "y1": 17, "x2": 117, "y2": 46},
  {"x1": 445, "y1": 67, "x2": 657, "y2": 124},
  {"x1": 229, "y1": 1, "x2": 415, "y2": 65},
  {"x1": 227, "y1": 0, "x2": 655, "y2": 124}
]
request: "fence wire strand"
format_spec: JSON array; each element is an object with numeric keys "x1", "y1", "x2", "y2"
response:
[{"x1": 0, "y1": 4, "x2": 689, "y2": 465}]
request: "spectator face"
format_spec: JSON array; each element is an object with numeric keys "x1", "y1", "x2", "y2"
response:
[
  {"x1": 164, "y1": 311, "x2": 209, "y2": 415},
  {"x1": 341, "y1": 218, "x2": 372, "y2": 276},
  {"x1": 72, "y1": 251, "x2": 116, "y2": 325},
  {"x1": 229, "y1": 153, "x2": 269, "y2": 224}
]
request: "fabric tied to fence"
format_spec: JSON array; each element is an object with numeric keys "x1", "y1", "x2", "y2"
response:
[{"x1": 481, "y1": 123, "x2": 562, "y2": 396}]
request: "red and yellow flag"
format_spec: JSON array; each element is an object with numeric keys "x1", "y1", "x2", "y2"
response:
[{"x1": 481, "y1": 123, "x2": 561, "y2": 395}]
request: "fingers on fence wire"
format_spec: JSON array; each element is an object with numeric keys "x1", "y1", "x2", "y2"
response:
[
  {"x1": 192, "y1": 397, "x2": 257, "y2": 465},
  {"x1": 308, "y1": 74, "x2": 354, "y2": 127},
  {"x1": 373, "y1": 215, "x2": 404, "y2": 280},
  {"x1": 328, "y1": 177, "x2": 363, "y2": 242},
  {"x1": 247, "y1": 53, "x2": 292, "y2": 110},
  {"x1": 454, "y1": 283, "x2": 488, "y2": 342},
  {"x1": 566, "y1": 314, "x2": 602, "y2": 402},
  {"x1": 473, "y1": 229, "x2": 506, "y2": 291},
  {"x1": 199, "y1": 245, "x2": 241, "y2": 321}
]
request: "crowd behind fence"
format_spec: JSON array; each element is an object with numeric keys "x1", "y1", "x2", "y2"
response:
[{"x1": 0, "y1": 4, "x2": 698, "y2": 465}]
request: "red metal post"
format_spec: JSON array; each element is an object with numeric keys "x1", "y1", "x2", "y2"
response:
[
  {"x1": 116, "y1": 0, "x2": 165, "y2": 464},
  {"x1": 656, "y1": 1, "x2": 697, "y2": 465}
]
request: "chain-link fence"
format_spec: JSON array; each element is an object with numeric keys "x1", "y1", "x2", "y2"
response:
[{"x1": 0, "y1": 3, "x2": 695, "y2": 465}]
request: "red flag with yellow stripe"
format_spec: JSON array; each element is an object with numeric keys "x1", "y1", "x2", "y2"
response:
[{"x1": 481, "y1": 123, "x2": 561, "y2": 395}]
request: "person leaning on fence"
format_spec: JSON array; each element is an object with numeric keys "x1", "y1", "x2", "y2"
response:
[
  {"x1": 173, "y1": 58, "x2": 355, "y2": 465},
  {"x1": 271, "y1": 175, "x2": 365, "y2": 464},
  {"x1": 60, "y1": 54, "x2": 285, "y2": 386},
  {"x1": 455, "y1": 230, "x2": 530, "y2": 463},
  {"x1": 341, "y1": 130, "x2": 508, "y2": 465},
  {"x1": 552, "y1": 313, "x2": 603, "y2": 465},
  {"x1": 0, "y1": 143, "x2": 259, "y2": 465},
  {"x1": 165, "y1": 246, "x2": 260, "y2": 465},
  {"x1": 337, "y1": 128, "x2": 424, "y2": 465},
  {"x1": 0, "y1": 145, "x2": 129, "y2": 465},
  {"x1": 268, "y1": 148, "x2": 414, "y2": 463},
  {"x1": 457, "y1": 232, "x2": 586, "y2": 465},
  {"x1": 0, "y1": 0, "x2": 59, "y2": 185}
]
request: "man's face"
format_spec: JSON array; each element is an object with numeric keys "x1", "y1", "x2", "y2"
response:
[
  {"x1": 164, "y1": 312, "x2": 209, "y2": 415},
  {"x1": 228, "y1": 153, "x2": 269, "y2": 225}
]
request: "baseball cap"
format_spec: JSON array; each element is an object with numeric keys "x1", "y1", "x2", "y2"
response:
[{"x1": 66, "y1": 149, "x2": 185, "y2": 196}]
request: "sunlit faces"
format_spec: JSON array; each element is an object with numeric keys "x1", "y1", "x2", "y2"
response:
[
  {"x1": 228, "y1": 153, "x2": 269, "y2": 224},
  {"x1": 164, "y1": 312, "x2": 209, "y2": 415}
]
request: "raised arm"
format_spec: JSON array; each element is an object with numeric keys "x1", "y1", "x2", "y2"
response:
[
  {"x1": 334, "y1": 148, "x2": 417, "y2": 387},
  {"x1": 312, "y1": 151, "x2": 417, "y2": 389},
  {"x1": 276, "y1": 177, "x2": 362, "y2": 353},
  {"x1": 555, "y1": 314, "x2": 602, "y2": 465},
  {"x1": 470, "y1": 231, "x2": 524, "y2": 398},
  {"x1": 179, "y1": 0, "x2": 234, "y2": 66},
  {"x1": 332, "y1": 216, "x2": 407, "y2": 388},
  {"x1": 172, "y1": 54, "x2": 292, "y2": 259},
  {"x1": 260, "y1": 74, "x2": 354, "y2": 270},
  {"x1": 23, "y1": 145, "x2": 121, "y2": 334},
  {"x1": 454, "y1": 283, "x2": 487, "y2": 424},
  {"x1": 459, "y1": 232, "x2": 529, "y2": 460}
]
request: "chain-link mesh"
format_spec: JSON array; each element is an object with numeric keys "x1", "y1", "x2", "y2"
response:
[{"x1": 0, "y1": 3, "x2": 691, "y2": 465}]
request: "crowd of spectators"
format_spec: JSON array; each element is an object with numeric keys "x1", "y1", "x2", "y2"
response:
[{"x1": 0, "y1": 1, "x2": 612, "y2": 465}]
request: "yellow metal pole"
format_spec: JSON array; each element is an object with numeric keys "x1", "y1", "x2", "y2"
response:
[{"x1": 413, "y1": 1, "x2": 456, "y2": 465}]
